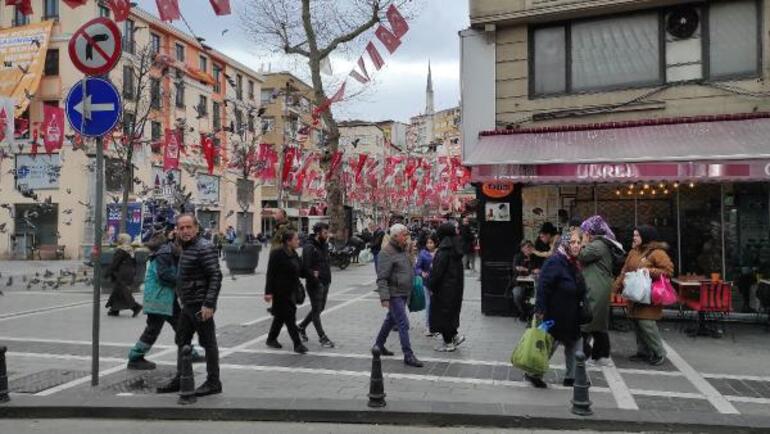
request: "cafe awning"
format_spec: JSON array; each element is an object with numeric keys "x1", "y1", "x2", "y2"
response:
[{"x1": 467, "y1": 113, "x2": 770, "y2": 166}]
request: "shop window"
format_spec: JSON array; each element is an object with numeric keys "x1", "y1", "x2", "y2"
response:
[
  {"x1": 43, "y1": 0, "x2": 59, "y2": 20},
  {"x1": 44, "y1": 49, "x2": 59, "y2": 76},
  {"x1": 150, "y1": 33, "x2": 161, "y2": 54},
  {"x1": 723, "y1": 183, "x2": 770, "y2": 294},
  {"x1": 708, "y1": 0, "x2": 760, "y2": 79}
]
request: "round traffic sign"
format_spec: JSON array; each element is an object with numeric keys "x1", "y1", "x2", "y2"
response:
[
  {"x1": 68, "y1": 17, "x2": 122, "y2": 76},
  {"x1": 65, "y1": 77, "x2": 122, "y2": 137}
]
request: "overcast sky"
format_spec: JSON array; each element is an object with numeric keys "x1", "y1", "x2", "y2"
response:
[{"x1": 135, "y1": 0, "x2": 469, "y2": 123}]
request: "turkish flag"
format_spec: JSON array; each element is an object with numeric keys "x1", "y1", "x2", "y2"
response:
[
  {"x1": 354, "y1": 154, "x2": 368, "y2": 184},
  {"x1": 163, "y1": 129, "x2": 181, "y2": 171},
  {"x1": 42, "y1": 105, "x2": 64, "y2": 154},
  {"x1": 209, "y1": 0, "x2": 231, "y2": 16},
  {"x1": 281, "y1": 147, "x2": 296, "y2": 184},
  {"x1": 326, "y1": 150, "x2": 342, "y2": 181},
  {"x1": 107, "y1": 0, "x2": 131, "y2": 22},
  {"x1": 6, "y1": 0, "x2": 32, "y2": 15},
  {"x1": 156, "y1": 0, "x2": 180, "y2": 22},
  {"x1": 200, "y1": 134, "x2": 216, "y2": 174},
  {"x1": 63, "y1": 0, "x2": 87, "y2": 8}
]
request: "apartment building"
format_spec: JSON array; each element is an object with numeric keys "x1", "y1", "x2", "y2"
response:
[
  {"x1": 462, "y1": 0, "x2": 770, "y2": 314},
  {"x1": 0, "y1": 2, "x2": 264, "y2": 259}
]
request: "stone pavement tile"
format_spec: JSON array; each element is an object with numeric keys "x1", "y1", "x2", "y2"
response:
[
  {"x1": 624, "y1": 373, "x2": 698, "y2": 394},
  {"x1": 634, "y1": 395, "x2": 714, "y2": 413},
  {"x1": 708, "y1": 378, "x2": 770, "y2": 399},
  {"x1": 733, "y1": 402, "x2": 770, "y2": 416}
]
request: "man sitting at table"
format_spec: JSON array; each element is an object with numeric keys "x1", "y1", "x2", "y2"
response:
[{"x1": 511, "y1": 240, "x2": 539, "y2": 321}]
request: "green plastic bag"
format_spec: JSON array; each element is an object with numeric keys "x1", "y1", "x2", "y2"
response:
[
  {"x1": 510, "y1": 318, "x2": 554, "y2": 376},
  {"x1": 409, "y1": 276, "x2": 426, "y2": 312}
]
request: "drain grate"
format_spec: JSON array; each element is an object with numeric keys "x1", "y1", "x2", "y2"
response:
[
  {"x1": 9, "y1": 369, "x2": 89, "y2": 393},
  {"x1": 105, "y1": 370, "x2": 177, "y2": 394}
]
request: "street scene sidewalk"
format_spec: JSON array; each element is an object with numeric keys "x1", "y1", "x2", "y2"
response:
[{"x1": 1, "y1": 255, "x2": 770, "y2": 431}]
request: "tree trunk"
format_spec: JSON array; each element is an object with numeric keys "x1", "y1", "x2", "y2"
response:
[{"x1": 119, "y1": 146, "x2": 133, "y2": 234}]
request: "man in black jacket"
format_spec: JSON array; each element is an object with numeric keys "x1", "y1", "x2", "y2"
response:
[
  {"x1": 297, "y1": 222, "x2": 335, "y2": 348},
  {"x1": 157, "y1": 214, "x2": 223, "y2": 397}
]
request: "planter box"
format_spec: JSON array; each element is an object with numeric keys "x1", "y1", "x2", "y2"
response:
[
  {"x1": 98, "y1": 248, "x2": 149, "y2": 294},
  {"x1": 223, "y1": 243, "x2": 261, "y2": 275}
]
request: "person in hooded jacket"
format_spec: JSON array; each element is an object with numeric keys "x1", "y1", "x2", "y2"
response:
[
  {"x1": 428, "y1": 223, "x2": 466, "y2": 352},
  {"x1": 106, "y1": 233, "x2": 142, "y2": 317},
  {"x1": 578, "y1": 215, "x2": 624, "y2": 366},
  {"x1": 614, "y1": 225, "x2": 674, "y2": 366},
  {"x1": 528, "y1": 228, "x2": 586, "y2": 389}
]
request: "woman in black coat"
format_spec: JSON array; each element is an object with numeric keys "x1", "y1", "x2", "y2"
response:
[
  {"x1": 264, "y1": 230, "x2": 308, "y2": 354},
  {"x1": 528, "y1": 229, "x2": 586, "y2": 389},
  {"x1": 428, "y1": 223, "x2": 465, "y2": 352},
  {"x1": 106, "y1": 233, "x2": 142, "y2": 317}
]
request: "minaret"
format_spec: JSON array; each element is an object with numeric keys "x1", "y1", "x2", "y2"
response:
[{"x1": 425, "y1": 60, "x2": 435, "y2": 115}]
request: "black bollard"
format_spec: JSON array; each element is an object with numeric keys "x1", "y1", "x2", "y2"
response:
[
  {"x1": 178, "y1": 345, "x2": 196, "y2": 405},
  {"x1": 0, "y1": 346, "x2": 8, "y2": 403},
  {"x1": 367, "y1": 347, "x2": 386, "y2": 408},
  {"x1": 571, "y1": 352, "x2": 593, "y2": 416}
]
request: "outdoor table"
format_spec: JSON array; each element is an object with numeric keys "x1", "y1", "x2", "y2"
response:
[{"x1": 673, "y1": 278, "x2": 726, "y2": 338}]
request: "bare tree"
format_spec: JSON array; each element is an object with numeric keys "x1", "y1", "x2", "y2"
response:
[{"x1": 241, "y1": 0, "x2": 412, "y2": 241}]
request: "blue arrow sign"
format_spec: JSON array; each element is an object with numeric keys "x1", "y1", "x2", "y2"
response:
[{"x1": 65, "y1": 77, "x2": 122, "y2": 137}]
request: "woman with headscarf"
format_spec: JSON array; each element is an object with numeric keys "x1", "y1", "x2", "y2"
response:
[
  {"x1": 578, "y1": 215, "x2": 623, "y2": 366},
  {"x1": 614, "y1": 225, "x2": 674, "y2": 366},
  {"x1": 527, "y1": 228, "x2": 586, "y2": 388},
  {"x1": 106, "y1": 233, "x2": 142, "y2": 317},
  {"x1": 415, "y1": 232, "x2": 439, "y2": 336},
  {"x1": 428, "y1": 223, "x2": 465, "y2": 352}
]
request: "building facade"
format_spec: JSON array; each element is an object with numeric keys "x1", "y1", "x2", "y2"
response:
[
  {"x1": 0, "y1": 2, "x2": 265, "y2": 259},
  {"x1": 463, "y1": 0, "x2": 770, "y2": 314}
]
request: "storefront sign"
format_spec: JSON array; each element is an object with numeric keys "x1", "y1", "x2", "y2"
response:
[
  {"x1": 15, "y1": 154, "x2": 61, "y2": 190},
  {"x1": 481, "y1": 180, "x2": 514, "y2": 198},
  {"x1": 106, "y1": 202, "x2": 143, "y2": 243},
  {"x1": 197, "y1": 174, "x2": 219, "y2": 203},
  {"x1": 577, "y1": 164, "x2": 639, "y2": 180}
]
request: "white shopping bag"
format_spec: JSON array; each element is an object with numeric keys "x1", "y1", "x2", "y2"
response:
[
  {"x1": 622, "y1": 269, "x2": 652, "y2": 304},
  {"x1": 358, "y1": 248, "x2": 374, "y2": 263}
]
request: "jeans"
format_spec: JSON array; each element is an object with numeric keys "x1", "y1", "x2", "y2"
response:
[
  {"x1": 268, "y1": 297, "x2": 302, "y2": 346},
  {"x1": 373, "y1": 252, "x2": 380, "y2": 272},
  {"x1": 175, "y1": 303, "x2": 219, "y2": 382},
  {"x1": 632, "y1": 319, "x2": 665, "y2": 359},
  {"x1": 583, "y1": 331, "x2": 611, "y2": 360},
  {"x1": 299, "y1": 282, "x2": 330, "y2": 339},
  {"x1": 534, "y1": 337, "x2": 582, "y2": 380},
  {"x1": 375, "y1": 296, "x2": 413, "y2": 359}
]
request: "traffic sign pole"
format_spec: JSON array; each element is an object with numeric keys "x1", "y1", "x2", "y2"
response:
[{"x1": 92, "y1": 135, "x2": 104, "y2": 387}]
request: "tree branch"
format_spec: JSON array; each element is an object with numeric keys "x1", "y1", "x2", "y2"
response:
[{"x1": 319, "y1": 1, "x2": 381, "y2": 59}]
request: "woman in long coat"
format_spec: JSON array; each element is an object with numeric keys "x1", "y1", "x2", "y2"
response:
[
  {"x1": 264, "y1": 229, "x2": 308, "y2": 354},
  {"x1": 428, "y1": 223, "x2": 465, "y2": 352},
  {"x1": 529, "y1": 229, "x2": 586, "y2": 388},
  {"x1": 578, "y1": 215, "x2": 622, "y2": 365},
  {"x1": 614, "y1": 225, "x2": 674, "y2": 366},
  {"x1": 106, "y1": 233, "x2": 142, "y2": 317}
]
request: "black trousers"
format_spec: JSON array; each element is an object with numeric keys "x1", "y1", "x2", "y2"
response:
[
  {"x1": 175, "y1": 303, "x2": 219, "y2": 382},
  {"x1": 268, "y1": 297, "x2": 302, "y2": 346},
  {"x1": 583, "y1": 331, "x2": 611, "y2": 360},
  {"x1": 298, "y1": 282, "x2": 330, "y2": 339},
  {"x1": 139, "y1": 301, "x2": 181, "y2": 347}
]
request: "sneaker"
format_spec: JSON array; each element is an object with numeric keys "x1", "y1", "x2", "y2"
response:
[
  {"x1": 404, "y1": 356, "x2": 424, "y2": 368},
  {"x1": 629, "y1": 353, "x2": 649, "y2": 363},
  {"x1": 649, "y1": 355, "x2": 666, "y2": 366},
  {"x1": 156, "y1": 377, "x2": 180, "y2": 394},
  {"x1": 524, "y1": 373, "x2": 548, "y2": 389},
  {"x1": 319, "y1": 337, "x2": 335, "y2": 348},
  {"x1": 127, "y1": 357, "x2": 156, "y2": 370},
  {"x1": 266, "y1": 340, "x2": 283, "y2": 349},
  {"x1": 194, "y1": 379, "x2": 222, "y2": 397},
  {"x1": 452, "y1": 334, "x2": 466, "y2": 347},
  {"x1": 298, "y1": 327, "x2": 309, "y2": 342},
  {"x1": 294, "y1": 343, "x2": 309, "y2": 354},
  {"x1": 107, "y1": 310, "x2": 119, "y2": 317},
  {"x1": 563, "y1": 378, "x2": 575, "y2": 387},
  {"x1": 435, "y1": 342, "x2": 456, "y2": 352}
]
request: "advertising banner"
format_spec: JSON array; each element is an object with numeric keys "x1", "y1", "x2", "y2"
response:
[
  {"x1": 106, "y1": 202, "x2": 143, "y2": 243},
  {"x1": 197, "y1": 174, "x2": 219, "y2": 203},
  {"x1": 15, "y1": 153, "x2": 61, "y2": 190},
  {"x1": 0, "y1": 21, "x2": 54, "y2": 114}
]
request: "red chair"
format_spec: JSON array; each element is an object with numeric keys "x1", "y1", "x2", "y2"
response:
[
  {"x1": 680, "y1": 281, "x2": 733, "y2": 338},
  {"x1": 609, "y1": 292, "x2": 630, "y2": 332}
]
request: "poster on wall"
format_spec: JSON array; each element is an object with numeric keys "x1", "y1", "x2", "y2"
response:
[
  {"x1": 106, "y1": 202, "x2": 143, "y2": 243},
  {"x1": 485, "y1": 202, "x2": 511, "y2": 222},
  {"x1": 197, "y1": 174, "x2": 220, "y2": 203},
  {"x1": 15, "y1": 154, "x2": 62, "y2": 190},
  {"x1": 152, "y1": 166, "x2": 181, "y2": 199}
]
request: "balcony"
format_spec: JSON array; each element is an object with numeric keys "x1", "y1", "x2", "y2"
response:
[{"x1": 470, "y1": 0, "x2": 669, "y2": 25}]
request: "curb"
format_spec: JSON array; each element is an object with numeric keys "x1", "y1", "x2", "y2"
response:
[{"x1": 1, "y1": 395, "x2": 770, "y2": 433}]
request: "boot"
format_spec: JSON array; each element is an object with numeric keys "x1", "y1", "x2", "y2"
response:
[
  {"x1": 131, "y1": 304, "x2": 143, "y2": 318},
  {"x1": 297, "y1": 326, "x2": 309, "y2": 342},
  {"x1": 127, "y1": 357, "x2": 156, "y2": 370},
  {"x1": 319, "y1": 337, "x2": 335, "y2": 348},
  {"x1": 294, "y1": 343, "x2": 308, "y2": 354},
  {"x1": 194, "y1": 379, "x2": 222, "y2": 397},
  {"x1": 404, "y1": 355, "x2": 424, "y2": 368},
  {"x1": 156, "y1": 377, "x2": 180, "y2": 393}
]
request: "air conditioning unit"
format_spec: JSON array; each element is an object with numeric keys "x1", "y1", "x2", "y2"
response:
[
  {"x1": 665, "y1": 5, "x2": 702, "y2": 82},
  {"x1": 666, "y1": 6, "x2": 700, "y2": 39}
]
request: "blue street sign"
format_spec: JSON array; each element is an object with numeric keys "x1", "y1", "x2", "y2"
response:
[{"x1": 65, "y1": 77, "x2": 122, "y2": 137}]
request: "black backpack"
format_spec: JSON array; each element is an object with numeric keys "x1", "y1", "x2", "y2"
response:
[{"x1": 599, "y1": 237, "x2": 626, "y2": 277}]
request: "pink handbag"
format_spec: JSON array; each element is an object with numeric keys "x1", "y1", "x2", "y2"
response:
[{"x1": 651, "y1": 275, "x2": 678, "y2": 306}]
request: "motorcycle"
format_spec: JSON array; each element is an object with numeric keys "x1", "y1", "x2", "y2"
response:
[{"x1": 329, "y1": 243, "x2": 355, "y2": 270}]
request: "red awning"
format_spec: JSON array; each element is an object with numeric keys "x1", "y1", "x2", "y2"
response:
[{"x1": 467, "y1": 113, "x2": 770, "y2": 166}]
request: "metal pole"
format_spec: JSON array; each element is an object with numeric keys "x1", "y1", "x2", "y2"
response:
[
  {"x1": 92, "y1": 134, "x2": 104, "y2": 387},
  {"x1": 676, "y1": 188, "x2": 682, "y2": 276}
]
